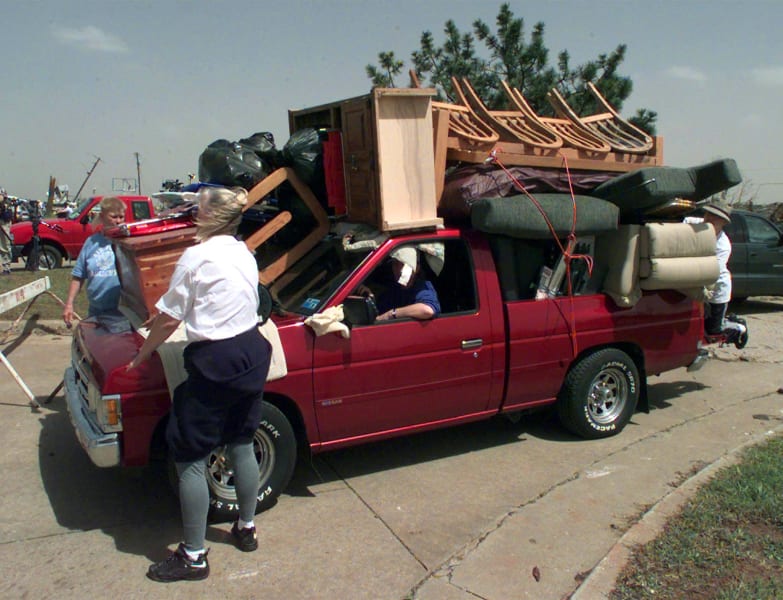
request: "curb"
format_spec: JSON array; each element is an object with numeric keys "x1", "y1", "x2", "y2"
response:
[{"x1": 571, "y1": 423, "x2": 783, "y2": 599}]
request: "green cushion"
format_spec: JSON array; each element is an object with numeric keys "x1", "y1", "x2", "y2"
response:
[
  {"x1": 591, "y1": 159, "x2": 742, "y2": 217},
  {"x1": 592, "y1": 167, "x2": 696, "y2": 213},
  {"x1": 471, "y1": 194, "x2": 618, "y2": 239},
  {"x1": 689, "y1": 159, "x2": 742, "y2": 200}
]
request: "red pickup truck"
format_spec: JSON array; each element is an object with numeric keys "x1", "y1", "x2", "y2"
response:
[
  {"x1": 10, "y1": 195, "x2": 155, "y2": 269},
  {"x1": 64, "y1": 223, "x2": 705, "y2": 521}
]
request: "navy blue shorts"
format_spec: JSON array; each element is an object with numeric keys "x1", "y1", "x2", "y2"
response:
[{"x1": 166, "y1": 327, "x2": 272, "y2": 462}]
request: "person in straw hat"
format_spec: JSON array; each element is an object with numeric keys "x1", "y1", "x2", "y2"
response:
[{"x1": 699, "y1": 199, "x2": 747, "y2": 346}]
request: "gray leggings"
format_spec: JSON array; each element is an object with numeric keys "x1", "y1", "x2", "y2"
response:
[{"x1": 176, "y1": 440, "x2": 259, "y2": 551}]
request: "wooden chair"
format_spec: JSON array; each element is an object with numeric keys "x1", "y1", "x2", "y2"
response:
[
  {"x1": 452, "y1": 77, "x2": 562, "y2": 150},
  {"x1": 546, "y1": 84, "x2": 653, "y2": 154},
  {"x1": 244, "y1": 167, "x2": 330, "y2": 286},
  {"x1": 409, "y1": 69, "x2": 498, "y2": 147},
  {"x1": 502, "y1": 81, "x2": 610, "y2": 153}
]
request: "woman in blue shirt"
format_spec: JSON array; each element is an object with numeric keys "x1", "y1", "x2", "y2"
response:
[{"x1": 62, "y1": 196, "x2": 125, "y2": 326}]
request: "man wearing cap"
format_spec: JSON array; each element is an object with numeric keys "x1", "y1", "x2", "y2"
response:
[
  {"x1": 700, "y1": 200, "x2": 741, "y2": 337},
  {"x1": 0, "y1": 189, "x2": 13, "y2": 275},
  {"x1": 373, "y1": 246, "x2": 441, "y2": 321}
]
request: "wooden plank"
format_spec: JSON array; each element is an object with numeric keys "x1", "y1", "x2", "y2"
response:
[
  {"x1": 432, "y1": 108, "x2": 450, "y2": 205},
  {"x1": 246, "y1": 168, "x2": 289, "y2": 207},
  {"x1": 447, "y1": 136, "x2": 664, "y2": 172},
  {"x1": 0, "y1": 277, "x2": 50, "y2": 314},
  {"x1": 382, "y1": 218, "x2": 443, "y2": 231},
  {"x1": 257, "y1": 167, "x2": 330, "y2": 286},
  {"x1": 243, "y1": 211, "x2": 292, "y2": 252},
  {"x1": 374, "y1": 89, "x2": 439, "y2": 231}
]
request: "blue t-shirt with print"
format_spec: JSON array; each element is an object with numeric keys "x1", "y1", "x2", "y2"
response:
[{"x1": 72, "y1": 233, "x2": 121, "y2": 316}]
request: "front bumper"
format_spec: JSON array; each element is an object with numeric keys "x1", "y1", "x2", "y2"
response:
[{"x1": 64, "y1": 366, "x2": 120, "y2": 467}]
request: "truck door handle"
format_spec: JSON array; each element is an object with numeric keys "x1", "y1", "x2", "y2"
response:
[{"x1": 461, "y1": 338, "x2": 483, "y2": 350}]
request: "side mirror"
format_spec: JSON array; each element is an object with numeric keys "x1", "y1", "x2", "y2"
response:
[
  {"x1": 258, "y1": 283, "x2": 273, "y2": 324},
  {"x1": 79, "y1": 213, "x2": 91, "y2": 225},
  {"x1": 342, "y1": 295, "x2": 378, "y2": 327}
]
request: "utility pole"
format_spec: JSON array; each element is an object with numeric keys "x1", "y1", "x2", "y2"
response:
[
  {"x1": 135, "y1": 152, "x2": 142, "y2": 195},
  {"x1": 72, "y1": 156, "x2": 101, "y2": 203}
]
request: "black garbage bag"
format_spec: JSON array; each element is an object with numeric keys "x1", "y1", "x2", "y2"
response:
[
  {"x1": 198, "y1": 139, "x2": 271, "y2": 190},
  {"x1": 281, "y1": 128, "x2": 327, "y2": 208},
  {"x1": 239, "y1": 131, "x2": 282, "y2": 168}
]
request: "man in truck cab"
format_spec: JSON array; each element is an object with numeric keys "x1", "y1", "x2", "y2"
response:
[{"x1": 358, "y1": 245, "x2": 441, "y2": 321}]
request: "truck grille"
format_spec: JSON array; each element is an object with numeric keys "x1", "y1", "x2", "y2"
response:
[
  {"x1": 71, "y1": 337, "x2": 94, "y2": 409},
  {"x1": 70, "y1": 335, "x2": 123, "y2": 433}
]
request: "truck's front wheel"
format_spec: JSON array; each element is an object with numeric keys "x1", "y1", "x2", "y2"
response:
[
  {"x1": 179, "y1": 401, "x2": 297, "y2": 522},
  {"x1": 39, "y1": 245, "x2": 64, "y2": 269},
  {"x1": 557, "y1": 348, "x2": 639, "y2": 439}
]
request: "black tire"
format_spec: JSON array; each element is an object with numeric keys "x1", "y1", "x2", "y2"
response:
[
  {"x1": 38, "y1": 245, "x2": 63, "y2": 270},
  {"x1": 168, "y1": 401, "x2": 298, "y2": 522},
  {"x1": 557, "y1": 348, "x2": 639, "y2": 439},
  {"x1": 208, "y1": 401, "x2": 297, "y2": 521}
]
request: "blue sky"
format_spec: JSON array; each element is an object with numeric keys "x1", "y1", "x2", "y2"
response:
[{"x1": 2, "y1": 0, "x2": 782, "y2": 203}]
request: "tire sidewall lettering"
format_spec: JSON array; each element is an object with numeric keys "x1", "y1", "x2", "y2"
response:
[{"x1": 599, "y1": 360, "x2": 636, "y2": 394}]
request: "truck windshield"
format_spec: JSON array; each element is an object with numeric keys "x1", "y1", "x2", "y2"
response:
[
  {"x1": 272, "y1": 236, "x2": 372, "y2": 316},
  {"x1": 67, "y1": 197, "x2": 96, "y2": 220}
]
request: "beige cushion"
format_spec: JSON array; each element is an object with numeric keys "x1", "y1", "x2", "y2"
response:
[
  {"x1": 640, "y1": 222, "x2": 716, "y2": 260},
  {"x1": 639, "y1": 222, "x2": 717, "y2": 286},
  {"x1": 639, "y1": 256, "x2": 719, "y2": 290},
  {"x1": 596, "y1": 225, "x2": 641, "y2": 305}
]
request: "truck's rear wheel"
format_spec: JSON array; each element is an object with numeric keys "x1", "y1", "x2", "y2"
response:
[{"x1": 557, "y1": 348, "x2": 639, "y2": 439}]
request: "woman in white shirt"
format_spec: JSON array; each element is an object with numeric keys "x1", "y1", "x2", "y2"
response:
[{"x1": 128, "y1": 186, "x2": 270, "y2": 582}]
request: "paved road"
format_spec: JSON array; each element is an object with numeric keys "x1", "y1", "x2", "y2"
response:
[{"x1": 1, "y1": 298, "x2": 781, "y2": 599}]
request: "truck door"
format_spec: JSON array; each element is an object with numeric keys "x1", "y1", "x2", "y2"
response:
[
  {"x1": 741, "y1": 213, "x2": 783, "y2": 296},
  {"x1": 60, "y1": 197, "x2": 101, "y2": 258},
  {"x1": 311, "y1": 237, "x2": 497, "y2": 444},
  {"x1": 725, "y1": 218, "x2": 749, "y2": 296}
]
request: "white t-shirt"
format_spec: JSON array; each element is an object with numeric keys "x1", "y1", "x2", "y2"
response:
[
  {"x1": 156, "y1": 235, "x2": 259, "y2": 341},
  {"x1": 712, "y1": 230, "x2": 732, "y2": 304}
]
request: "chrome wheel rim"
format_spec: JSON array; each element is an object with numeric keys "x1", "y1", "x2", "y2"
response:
[
  {"x1": 587, "y1": 367, "x2": 628, "y2": 425},
  {"x1": 206, "y1": 429, "x2": 276, "y2": 500}
]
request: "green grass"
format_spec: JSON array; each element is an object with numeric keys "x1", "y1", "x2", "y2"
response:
[
  {"x1": 611, "y1": 434, "x2": 783, "y2": 599},
  {"x1": 0, "y1": 264, "x2": 88, "y2": 321}
]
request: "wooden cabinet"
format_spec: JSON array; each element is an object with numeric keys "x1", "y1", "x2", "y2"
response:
[
  {"x1": 290, "y1": 88, "x2": 442, "y2": 232},
  {"x1": 114, "y1": 228, "x2": 196, "y2": 321}
]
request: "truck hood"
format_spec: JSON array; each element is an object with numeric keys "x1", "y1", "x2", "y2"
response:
[
  {"x1": 75, "y1": 320, "x2": 167, "y2": 394},
  {"x1": 10, "y1": 218, "x2": 69, "y2": 243}
]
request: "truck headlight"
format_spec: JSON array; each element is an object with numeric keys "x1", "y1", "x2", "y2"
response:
[{"x1": 94, "y1": 390, "x2": 123, "y2": 432}]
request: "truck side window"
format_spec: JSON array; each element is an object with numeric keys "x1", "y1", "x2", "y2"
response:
[
  {"x1": 132, "y1": 201, "x2": 152, "y2": 220},
  {"x1": 432, "y1": 239, "x2": 477, "y2": 314},
  {"x1": 488, "y1": 236, "x2": 552, "y2": 301},
  {"x1": 745, "y1": 215, "x2": 781, "y2": 245},
  {"x1": 354, "y1": 238, "x2": 478, "y2": 319}
]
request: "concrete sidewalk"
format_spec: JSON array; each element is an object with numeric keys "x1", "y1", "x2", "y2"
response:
[{"x1": 1, "y1": 298, "x2": 781, "y2": 599}]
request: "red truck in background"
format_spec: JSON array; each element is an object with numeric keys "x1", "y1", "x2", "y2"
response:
[
  {"x1": 10, "y1": 195, "x2": 155, "y2": 269},
  {"x1": 64, "y1": 224, "x2": 705, "y2": 521}
]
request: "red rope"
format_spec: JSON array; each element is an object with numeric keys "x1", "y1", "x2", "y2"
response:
[{"x1": 486, "y1": 149, "x2": 593, "y2": 356}]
